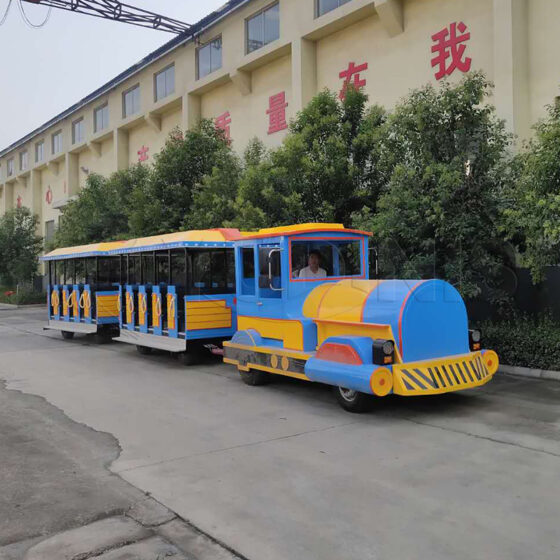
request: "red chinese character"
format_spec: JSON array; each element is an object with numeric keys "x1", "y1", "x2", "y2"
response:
[
  {"x1": 339, "y1": 61, "x2": 368, "y2": 100},
  {"x1": 45, "y1": 187, "x2": 53, "y2": 205},
  {"x1": 431, "y1": 21, "x2": 472, "y2": 80},
  {"x1": 138, "y1": 145, "x2": 149, "y2": 162},
  {"x1": 215, "y1": 111, "x2": 232, "y2": 141},
  {"x1": 16, "y1": 195, "x2": 22, "y2": 209},
  {"x1": 266, "y1": 92, "x2": 289, "y2": 135}
]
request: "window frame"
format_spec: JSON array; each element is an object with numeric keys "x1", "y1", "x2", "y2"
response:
[
  {"x1": 316, "y1": 0, "x2": 351, "y2": 18},
  {"x1": 51, "y1": 130, "x2": 63, "y2": 155},
  {"x1": 35, "y1": 141, "x2": 44, "y2": 163},
  {"x1": 245, "y1": 1, "x2": 280, "y2": 55},
  {"x1": 93, "y1": 103, "x2": 109, "y2": 133},
  {"x1": 122, "y1": 84, "x2": 141, "y2": 119},
  {"x1": 72, "y1": 117, "x2": 85, "y2": 145},
  {"x1": 289, "y1": 236, "x2": 365, "y2": 283},
  {"x1": 154, "y1": 64, "x2": 175, "y2": 102},
  {"x1": 196, "y1": 35, "x2": 223, "y2": 80},
  {"x1": 19, "y1": 150, "x2": 28, "y2": 171}
]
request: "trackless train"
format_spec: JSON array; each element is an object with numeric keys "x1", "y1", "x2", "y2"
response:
[{"x1": 42, "y1": 223, "x2": 499, "y2": 411}]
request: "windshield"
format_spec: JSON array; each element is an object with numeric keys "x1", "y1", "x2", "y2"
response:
[{"x1": 290, "y1": 239, "x2": 363, "y2": 280}]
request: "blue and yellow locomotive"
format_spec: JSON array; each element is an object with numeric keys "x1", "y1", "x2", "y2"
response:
[{"x1": 223, "y1": 223, "x2": 499, "y2": 411}]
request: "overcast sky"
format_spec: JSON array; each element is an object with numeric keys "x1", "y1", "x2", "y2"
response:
[{"x1": 0, "y1": 0, "x2": 225, "y2": 149}]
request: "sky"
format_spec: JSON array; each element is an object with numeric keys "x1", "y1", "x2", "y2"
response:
[{"x1": 0, "y1": 0, "x2": 226, "y2": 150}]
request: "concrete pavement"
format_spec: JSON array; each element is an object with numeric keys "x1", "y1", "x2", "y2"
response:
[{"x1": 1, "y1": 307, "x2": 559, "y2": 560}]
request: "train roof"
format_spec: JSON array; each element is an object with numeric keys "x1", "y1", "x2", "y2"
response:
[
  {"x1": 41, "y1": 224, "x2": 371, "y2": 260},
  {"x1": 238, "y1": 223, "x2": 372, "y2": 240},
  {"x1": 41, "y1": 228, "x2": 242, "y2": 261}
]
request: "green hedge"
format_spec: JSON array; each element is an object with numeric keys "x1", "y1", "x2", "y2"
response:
[
  {"x1": 477, "y1": 313, "x2": 560, "y2": 371},
  {"x1": 0, "y1": 287, "x2": 44, "y2": 306}
]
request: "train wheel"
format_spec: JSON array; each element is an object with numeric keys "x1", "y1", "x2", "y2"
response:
[
  {"x1": 239, "y1": 368, "x2": 270, "y2": 386},
  {"x1": 334, "y1": 386, "x2": 372, "y2": 413},
  {"x1": 61, "y1": 331, "x2": 74, "y2": 340},
  {"x1": 136, "y1": 345, "x2": 152, "y2": 356},
  {"x1": 181, "y1": 351, "x2": 199, "y2": 366}
]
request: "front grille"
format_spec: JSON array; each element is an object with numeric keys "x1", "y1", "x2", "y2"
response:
[{"x1": 393, "y1": 353, "x2": 491, "y2": 395}]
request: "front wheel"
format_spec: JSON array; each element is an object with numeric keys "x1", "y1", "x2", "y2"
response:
[
  {"x1": 136, "y1": 345, "x2": 152, "y2": 356},
  {"x1": 239, "y1": 368, "x2": 270, "y2": 386},
  {"x1": 61, "y1": 331, "x2": 74, "y2": 340},
  {"x1": 334, "y1": 386, "x2": 372, "y2": 413}
]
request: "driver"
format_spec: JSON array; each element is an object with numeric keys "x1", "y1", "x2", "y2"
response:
[{"x1": 298, "y1": 250, "x2": 327, "y2": 279}]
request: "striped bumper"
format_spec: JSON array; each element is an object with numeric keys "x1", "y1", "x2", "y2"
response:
[{"x1": 393, "y1": 352, "x2": 492, "y2": 396}]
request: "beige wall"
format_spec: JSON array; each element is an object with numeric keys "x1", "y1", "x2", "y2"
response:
[{"x1": 0, "y1": 0, "x2": 556, "y2": 242}]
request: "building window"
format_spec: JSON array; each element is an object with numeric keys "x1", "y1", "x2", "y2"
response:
[
  {"x1": 246, "y1": 3, "x2": 280, "y2": 54},
  {"x1": 7, "y1": 158, "x2": 14, "y2": 176},
  {"x1": 35, "y1": 141, "x2": 44, "y2": 163},
  {"x1": 52, "y1": 131, "x2": 63, "y2": 155},
  {"x1": 94, "y1": 103, "x2": 109, "y2": 133},
  {"x1": 45, "y1": 220, "x2": 55, "y2": 245},
  {"x1": 20, "y1": 150, "x2": 28, "y2": 171},
  {"x1": 72, "y1": 118, "x2": 85, "y2": 144},
  {"x1": 154, "y1": 64, "x2": 175, "y2": 102},
  {"x1": 317, "y1": 0, "x2": 351, "y2": 17},
  {"x1": 197, "y1": 37, "x2": 222, "y2": 80},
  {"x1": 123, "y1": 85, "x2": 140, "y2": 118}
]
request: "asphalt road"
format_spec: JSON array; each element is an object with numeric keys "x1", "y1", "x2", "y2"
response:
[{"x1": 0, "y1": 307, "x2": 559, "y2": 560}]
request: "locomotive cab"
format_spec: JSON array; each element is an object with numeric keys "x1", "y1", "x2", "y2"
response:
[{"x1": 224, "y1": 223, "x2": 499, "y2": 412}]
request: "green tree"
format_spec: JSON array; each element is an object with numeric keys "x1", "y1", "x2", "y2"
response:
[
  {"x1": 504, "y1": 100, "x2": 560, "y2": 282},
  {"x1": 0, "y1": 207, "x2": 42, "y2": 285},
  {"x1": 354, "y1": 72, "x2": 513, "y2": 298},
  {"x1": 233, "y1": 87, "x2": 386, "y2": 230},
  {"x1": 54, "y1": 164, "x2": 150, "y2": 247},
  {"x1": 128, "y1": 122, "x2": 232, "y2": 236}
]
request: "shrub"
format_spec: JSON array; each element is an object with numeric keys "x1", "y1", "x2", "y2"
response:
[{"x1": 477, "y1": 313, "x2": 560, "y2": 371}]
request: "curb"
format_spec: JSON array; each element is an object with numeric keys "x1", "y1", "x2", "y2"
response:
[{"x1": 499, "y1": 364, "x2": 560, "y2": 382}]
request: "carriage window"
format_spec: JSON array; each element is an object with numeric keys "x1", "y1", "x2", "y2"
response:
[
  {"x1": 291, "y1": 240, "x2": 362, "y2": 280},
  {"x1": 55, "y1": 261, "x2": 64, "y2": 285},
  {"x1": 98, "y1": 257, "x2": 120, "y2": 284},
  {"x1": 156, "y1": 253, "x2": 170, "y2": 284},
  {"x1": 86, "y1": 258, "x2": 97, "y2": 285},
  {"x1": 65, "y1": 260, "x2": 75, "y2": 285},
  {"x1": 127, "y1": 255, "x2": 140, "y2": 284},
  {"x1": 226, "y1": 249, "x2": 235, "y2": 289},
  {"x1": 241, "y1": 247, "x2": 255, "y2": 296},
  {"x1": 191, "y1": 251, "x2": 211, "y2": 291},
  {"x1": 142, "y1": 253, "x2": 155, "y2": 285},
  {"x1": 75, "y1": 259, "x2": 86, "y2": 284},
  {"x1": 171, "y1": 250, "x2": 186, "y2": 288}
]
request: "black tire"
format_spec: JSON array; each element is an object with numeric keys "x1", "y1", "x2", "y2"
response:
[
  {"x1": 334, "y1": 386, "x2": 372, "y2": 413},
  {"x1": 61, "y1": 330, "x2": 74, "y2": 340},
  {"x1": 181, "y1": 351, "x2": 198, "y2": 366},
  {"x1": 94, "y1": 333, "x2": 113, "y2": 345},
  {"x1": 239, "y1": 368, "x2": 270, "y2": 386},
  {"x1": 136, "y1": 345, "x2": 152, "y2": 355}
]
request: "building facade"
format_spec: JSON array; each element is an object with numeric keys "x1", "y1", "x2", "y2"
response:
[{"x1": 0, "y1": 0, "x2": 557, "y2": 244}]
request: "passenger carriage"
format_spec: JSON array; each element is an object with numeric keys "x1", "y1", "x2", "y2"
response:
[
  {"x1": 223, "y1": 223, "x2": 499, "y2": 412},
  {"x1": 43, "y1": 241, "x2": 125, "y2": 340},
  {"x1": 42, "y1": 229, "x2": 240, "y2": 361}
]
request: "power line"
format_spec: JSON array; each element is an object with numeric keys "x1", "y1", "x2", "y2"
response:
[
  {"x1": 17, "y1": 0, "x2": 52, "y2": 28},
  {"x1": 0, "y1": 0, "x2": 14, "y2": 26}
]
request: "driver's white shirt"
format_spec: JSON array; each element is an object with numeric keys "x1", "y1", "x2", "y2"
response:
[{"x1": 298, "y1": 266, "x2": 327, "y2": 279}]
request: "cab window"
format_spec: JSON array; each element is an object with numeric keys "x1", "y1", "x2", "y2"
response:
[
  {"x1": 241, "y1": 247, "x2": 255, "y2": 296},
  {"x1": 291, "y1": 239, "x2": 362, "y2": 280},
  {"x1": 258, "y1": 247, "x2": 282, "y2": 298}
]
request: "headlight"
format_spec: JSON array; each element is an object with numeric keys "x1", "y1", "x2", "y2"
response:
[
  {"x1": 373, "y1": 339, "x2": 395, "y2": 365},
  {"x1": 382, "y1": 340, "x2": 394, "y2": 355},
  {"x1": 469, "y1": 329, "x2": 482, "y2": 351}
]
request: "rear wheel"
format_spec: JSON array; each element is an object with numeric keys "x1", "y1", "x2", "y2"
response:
[
  {"x1": 61, "y1": 331, "x2": 74, "y2": 340},
  {"x1": 239, "y1": 368, "x2": 270, "y2": 386},
  {"x1": 136, "y1": 345, "x2": 152, "y2": 356},
  {"x1": 334, "y1": 386, "x2": 372, "y2": 413},
  {"x1": 181, "y1": 351, "x2": 199, "y2": 366}
]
